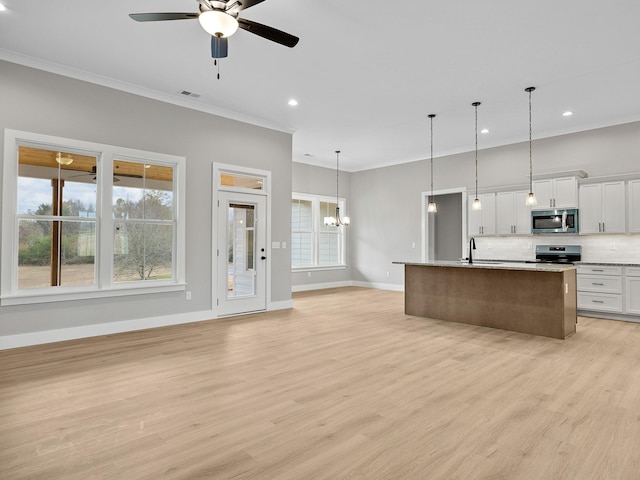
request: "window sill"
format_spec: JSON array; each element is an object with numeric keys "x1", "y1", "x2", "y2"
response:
[
  {"x1": 0, "y1": 282, "x2": 186, "y2": 306},
  {"x1": 292, "y1": 265, "x2": 347, "y2": 273}
]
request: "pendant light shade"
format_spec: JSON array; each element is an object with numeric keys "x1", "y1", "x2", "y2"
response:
[
  {"x1": 525, "y1": 86, "x2": 538, "y2": 206},
  {"x1": 471, "y1": 102, "x2": 482, "y2": 211},
  {"x1": 324, "y1": 150, "x2": 350, "y2": 227},
  {"x1": 427, "y1": 114, "x2": 437, "y2": 213}
]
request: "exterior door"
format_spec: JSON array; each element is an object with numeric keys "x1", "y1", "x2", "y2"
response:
[{"x1": 216, "y1": 191, "x2": 267, "y2": 316}]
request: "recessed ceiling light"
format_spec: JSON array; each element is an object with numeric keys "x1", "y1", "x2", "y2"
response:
[
  {"x1": 481, "y1": 128, "x2": 490, "y2": 134},
  {"x1": 0, "y1": 4, "x2": 6, "y2": 12},
  {"x1": 288, "y1": 99, "x2": 298, "y2": 106},
  {"x1": 562, "y1": 111, "x2": 574, "y2": 117}
]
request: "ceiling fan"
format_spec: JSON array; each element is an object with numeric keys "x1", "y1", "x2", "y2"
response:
[{"x1": 129, "y1": 0, "x2": 299, "y2": 77}]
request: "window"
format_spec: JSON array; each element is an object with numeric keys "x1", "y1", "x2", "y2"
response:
[
  {"x1": 1, "y1": 130, "x2": 186, "y2": 305},
  {"x1": 291, "y1": 193, "x2": 347, "y2": 269}
]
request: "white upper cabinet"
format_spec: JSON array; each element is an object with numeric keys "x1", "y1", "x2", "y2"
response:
[
  {"x1": 496, "y1": 191, "x2": 531, "y2": 235},
  {"x1": 629, "y1": 179, "x2": 640, "y2": 233},
  {"x1": 579, "y1": 181, "x2": 625, "y2": 234},
  {"x1": 468, "y1": 193, "x2": 496, "y2": 236},
  {"x1": 532, "y1": 176, "x2": 578, "y2": 209}
]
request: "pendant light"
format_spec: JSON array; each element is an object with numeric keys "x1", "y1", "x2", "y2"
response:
[
  {"x1": 471, "y1": 101, "x2": 482, "y2": 211},
  {"x1": 323, "y1": 150, "x2": 350, "y2": 227},
  {"x1": 427, "y1": 114, "x2": 437, "y2": 213},
  {"x1": 525, "y1": 86, "x2": 538, "y2": 206}
]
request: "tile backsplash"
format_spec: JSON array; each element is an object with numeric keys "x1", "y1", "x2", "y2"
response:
[{"x1": 473, "y1": 234, "x2": 640, "y2": 263}]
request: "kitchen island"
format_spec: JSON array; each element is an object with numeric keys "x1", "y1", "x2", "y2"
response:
[{"x1": 394, "y1": 261, "x2": 577, "y2": 339}]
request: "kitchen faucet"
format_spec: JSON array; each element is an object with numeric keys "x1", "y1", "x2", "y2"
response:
[{"x1": 468, "y1": 237, "x2": 476, "y2": 264}]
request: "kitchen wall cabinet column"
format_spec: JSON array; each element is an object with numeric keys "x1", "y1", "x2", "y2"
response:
[
  {"x1": 579, "y1": 181, "x2": 625, "y2": 234},
  {"x1": 468, "y1": 193, "x2": 496, "y2": 236},
  {"x1": 533, "y1": 176, "x2": 578, "y2": 209},
  {"x1": 629, "y1": 179, "x2": 640, "y2": 233}
]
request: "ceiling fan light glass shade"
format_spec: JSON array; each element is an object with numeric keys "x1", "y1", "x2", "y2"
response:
[
  {"x1": 526, "y1": 192, "x2": 538, "y2": 206},
  {"x1": 56, "y1": 152, "x2": 73, "y2": 165},
  {"x1": 427, "y1": 201, "x2": 437, "y2": 213},
  {"x1": 472, "y1": 198, "x2": 482, "y2": 211},
  {"x1": 199, "y1": 10, "x2": 239, "y2": 37}
]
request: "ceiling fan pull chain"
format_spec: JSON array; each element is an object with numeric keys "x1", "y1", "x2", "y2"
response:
[{"x1": 217, "y1": 60, "x2": 221, "y2": 80}]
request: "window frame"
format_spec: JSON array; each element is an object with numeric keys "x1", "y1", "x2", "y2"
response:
[
  {"x1": 291, "y1": 192, "x2": 347, "y2": 271},
  {"x1": 1, "y1": 129, "x2": 186, "y2": 306}
]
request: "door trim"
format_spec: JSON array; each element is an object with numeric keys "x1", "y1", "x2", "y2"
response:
[
  {"x1": 212, "y1": 163, "x2": 271, "y2": 316},
  {"x1": 421, "y1": 187, "x2": 468, "y2": 262}
]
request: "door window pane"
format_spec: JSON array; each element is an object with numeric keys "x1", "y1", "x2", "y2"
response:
[{"x1": 227, "y1": 203, "x2": 256, "y2": 297}]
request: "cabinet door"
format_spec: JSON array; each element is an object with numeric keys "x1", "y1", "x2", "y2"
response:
[
  {"x1": 532, "y1": 179, "x2": 553, "y2": 209},
  {"x1": 495, "y1": 191, "x2": 515, "y2": 235},
  {"x1": 553, "y1": 177, "x2": 578, "y2": 208},
  {"x1": 468, "y1": 196, "x2": 483, "y2": 236},
  {"x1": 579, "y1": 183, "x2": 602, "y2": 234},
  {"x1": 514, "y1": 191, "x2": 532, "y2": 234},
  {"x1": 601, "y1": 181, "x2": 625, "y2": 233},
  {"x1": 629, "y1": 180, "x2": 640, "y2": 233},
  {"x1": 481, "y1": 193, "x2": 496, "y2": 235},
  {"x1": 625, "y1": 277, "x2": 640, "y2": 315}
]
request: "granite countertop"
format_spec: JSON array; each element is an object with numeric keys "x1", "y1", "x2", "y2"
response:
[{"x1": 393, "y1": 260, "x2": 575, "y2": 273}]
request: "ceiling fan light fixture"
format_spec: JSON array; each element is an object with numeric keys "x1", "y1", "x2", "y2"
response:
[
  {"x1": 198, "y1": 10, "x2": 238, "y2": 38},
  {"x1": 56, "y1": 152, "x2": 73, "y2": 166}
]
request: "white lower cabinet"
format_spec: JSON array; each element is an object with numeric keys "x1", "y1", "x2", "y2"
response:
[
  {"x1": 577, "y1": 265, "x2": 623, "y2": 314},
  {"x1": 625, "y1": 267, "x2": 640, "y2": 315}
]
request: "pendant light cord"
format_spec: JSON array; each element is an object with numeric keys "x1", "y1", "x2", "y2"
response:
[
  {"x1": 335, "y1": 150, "x2": 340, "y2": 206},
  {"x1": 528, "y1": 88, "x2": 533, "y2": 193},
  {"x1": 473, "y1": 102, "x2": 480, "y2": 200},
  {"x1": 429, "y1": 114, "x2": 435, "y2": 201}
]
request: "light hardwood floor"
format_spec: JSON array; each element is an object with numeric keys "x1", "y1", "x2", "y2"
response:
[{"x1": 2, "y1": 287, "x2": 640, "y2": 479}]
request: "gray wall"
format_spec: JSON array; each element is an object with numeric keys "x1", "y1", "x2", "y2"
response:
[
  {"x1": 291, "y1": 161, "x2": 352, "y2": 288},
  {"x1": 347, "y1": 121, "x2": 640, "y2": 287},
  {"x1": 0, "y1": 60, "x2": 292, "y2": 337}
]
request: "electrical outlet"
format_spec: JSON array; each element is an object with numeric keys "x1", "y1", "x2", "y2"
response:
[
  {"x1": 308, "y1": 272, "x2": 311, "y2": 278},
  {"x1": 282, "y1": 241, "x2": 286, "y2": 249},
  {"x1": 185, "y1": 291, "x2": 192, "y2": 300},
  {"x1": 386, "y1": 271, "x2": 390, "y2": 277},
  {"x1": 412, "y1": 242, "x2": 416, "y2": 249},
  {"x1": 610, "y1": 243, "x2": 616, "y2": 251}
]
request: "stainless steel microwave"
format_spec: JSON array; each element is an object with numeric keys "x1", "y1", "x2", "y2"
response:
[{"x1": 531, "y1": 208, "x2": 579, "y2": 234}]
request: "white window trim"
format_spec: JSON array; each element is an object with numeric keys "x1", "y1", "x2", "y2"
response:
[
  {"x1": 291, "y1": 192, "x2": 347, "y2": 270},
  {"x1": 1, "y1": 129, "x2": 186, "y2": 306}
]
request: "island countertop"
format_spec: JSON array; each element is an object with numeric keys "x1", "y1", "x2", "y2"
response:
[{"x1": 393, "y1": 260, "x2": 576, "y2": 273}]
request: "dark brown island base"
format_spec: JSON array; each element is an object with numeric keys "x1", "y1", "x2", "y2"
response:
[{"x1": 394, "y1": 261, "x2": 577, "y2": 340}]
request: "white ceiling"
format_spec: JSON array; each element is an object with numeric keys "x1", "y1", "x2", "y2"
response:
[{"x1": 1, "y1": 1, "x2": 640, "y2": 171}]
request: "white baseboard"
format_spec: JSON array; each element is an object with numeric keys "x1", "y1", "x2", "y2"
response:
[
  {"x1": 352, "y1": 281, "x2": 404, "y2": 292},
  {"x1": 292, "y1": 280, "x2": 404, "y2": 293},
  {"x1": 269, "y1": 299, "x2": 294, "y2": 310},
  {"x1": 292, "y1": 281, "x2": 354, "y2": 292},
  {"x1": 0, "y1": 309, "x2": 218, "y2": 351}
]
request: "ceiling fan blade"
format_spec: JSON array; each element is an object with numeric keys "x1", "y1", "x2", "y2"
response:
[
  {"x1": 211, "y1": 36, "x2": 229, "y2": 58},
  {"x1": 237, "y1": 18, "x2": 299, "y2": 48},
  {"x1": 129, "y1": 13, "x2": 199, "y2": 22}
]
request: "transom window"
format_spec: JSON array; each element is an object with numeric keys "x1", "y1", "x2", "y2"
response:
[
  {"x1": 291, "y1": 193, "x2": 347, "y2": 269},
  {"x1": 1, "y1": 129, "x2": 186, "y2": 305}
]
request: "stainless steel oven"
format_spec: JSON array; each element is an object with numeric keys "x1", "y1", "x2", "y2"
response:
[{"x1": 531, "y1": 208, "x2": 579, "y2": 234}]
